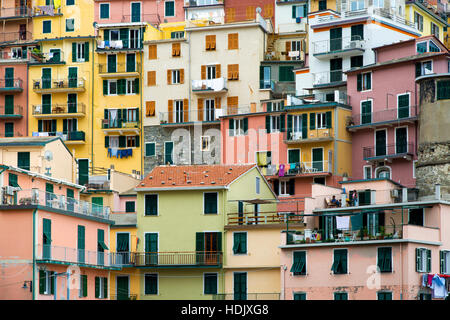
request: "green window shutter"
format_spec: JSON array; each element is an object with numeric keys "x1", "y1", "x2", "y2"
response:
[
  {"x1": 437, "y1": 80, "x2": 450, "y2": 100},
  {"x1": 265, "y1": 116, "x2": 271, "y2": 133},
  {"x1": 216, "y1": 232, "x2": 222, "y2": 252},
  {"x1": 287, "y1": 114, "x2": 292, "y2": 138},
  {"x1": 43, "y1": 20, "x2": 51, "y2": 33},
  {"x1": 280, "y1": 114, "x2": 285, "y2": 132},
  {"x1": 294, "y1": 293, "x2": 306, "y2": 300},
  {"x1": 229, "y1": 119, "x2": 234, "y2": 136},
  {"x1": 292, "y1": 5, "x2": 297, "y2": 18},
  {"x1": 416, "y1": 248, "x2": 420, "y2": 272},
  {"x1": 357, "y1": 74, "x2": 362, "y2": 91},
  {"x1": 117, "y1": 79, "x2": 126, "y2": 95},
  {"x1": 63, "y1": 119, "x2": 68, "y2": 133},
  {"x1": 39, "y1": 270, "x2": 45, "y2": 294},
  {"x1": 120, "y1": 28, "x2": 129, "y2": 49},
  {"x1": 103, "y1": 80, "x2": 108, "y2": 95},
  {"x1": 119, "y1": 135, "x2": 126, "y2": 148},
  {"x1": 310, "y1": 112, "x2": 315, "y2": 130},
  {"x1": 95, "y1": 277, "x2": 99, "y2": 298},
  {"x1": 243, "y1": 118, "x2": 248, "y2": 135},
  {"x1": 78, "y1": 225, "x2": 85, "y2": 250},
  {"x1": 8, "y1": 173, "x2": 18, "y2": 187},
  {"x1": 72, "y1": 42, "x2": 76, "y2": 62},
  {"x1": 104, "y1": 29, "x2": 110, "y2": 41},
  {"x1": 50, "y1": 271, "x2": 55, "y2": 294},
  {"x1": 135, "y1": 135, "x2": 140, "y2": 147},
  {"x1": 301, "y1": 113, "x2": 308, "y2": 138},
  {"x1": 204, "y1": 193, "x2": 218, "y2": 214},
  {"x1": 145, "y1": 194, "x2": 157, "y2": 215},
  {"x1": 204, "y1": 273, "x2": 217, "y2": 294},
  {"x1": 125, "y1": 201, "x2": 135, "y2": 213},
  {"x1": 103, "y1": 277, "x2": 108, "y2": 299},
  {"x1": 84, "y1": 41, "x2": 89, "y2": 62},
  {"x1": 5, "y1": 95, "x2": 14, "y2": 115},
  {"x1": 326, "y1": 111, "x2": 332, "y2": 128},
  {"x1": 133, "y1": 78, "x2": 139, "y2": 94},
  {"x1": 440, "y1": 251, "x2": 445, "y2": 274},
  {"x1": 415, "y1": 63, "x2": 421, "y2": 78},
  {"x1": 426, "y1": 249, "x2": 431, "y2": 273},
  {"x1": 105, "y1": 136, "x2": 109, "y2": 148},
  {"x1": 146, "y1": 143, "x2": 155, "y2": 156},
  {"x1": 266, "y1": 102, "x2": 272, "y2": 112},
  {"x1": 291, "y1": 251, "x2": 306, "y2": 275},
  {"x1": 18, "y1": 152, "x2": 30, "y2": 170},
  {"x1": 82, "y1": 275, "x2": 88, "y2": 297},
  {"x1": 5, "y1": 123, "x2": 14, "y2": 137},
  {"x1": 196, "y1": 232, "x2": 205, "y2": 252},
  {"x1": 38, "y1": 120, "x2": 43, "y2": 132},
  {"x1": 67, "y1": 188, "x2": 74, "y2": 199}
]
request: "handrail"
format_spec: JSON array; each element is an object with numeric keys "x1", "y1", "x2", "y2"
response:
[
  {"x1": 98, "y1": 62, "x2": 141, "y2": 73},
  {"x1": 348, "y1": 106, "x2": 418, "y2": 126},
  {"x1": 363, "y1": 142, "x2": 415, "y2": 159}
]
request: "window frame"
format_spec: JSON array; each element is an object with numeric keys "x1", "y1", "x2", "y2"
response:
[
  {"x1": 256, "y1": 177, "x2": 260, "y2": 194},
  {"x1": 416, "y1": 247, "x2": 431, "y2": 273},
  {"x1": 361, "y1": 72, "x2": 372, "y2": 91},
  {"x1": 291, "y1": 250, "x2": 307, "y2": 276},
  {"x1": 232, "y1": 231, "x2": 248, "y2": 255},
  {"x1": 144, "y1": 194, "x2": 159, "y2": 216},
  {"x1": 441, "y1": 250, "x2": 450, "y2": 275},
  {"x1": 332, "y1": 248, "x2": 348, "y2": 275},
  {"x1": 164, "y1": 0, "x2": 175, "y2": 17},
  {"x1": 363, "y1": 165, "x2": 372, "y2": 179},
  {"x1": 316, "y1": 112, "x2": 327, "y2": 129},
  {"x1": 203, "y1": 192, "x2": 218, "y2": 215},
  {"x1": 43, "y1": 20, "x2": 51, "y2": 34},
  {"x1": 377, "y1": 246, "x2": 393, "y2": 273},
  {"x1": 200, "y1": 136, "x2": 210, "y2": 152},
  {"x1": 99, "y1": 3, "x2": 110, "y2": 19},
  {"x1": 145, "y1": 142, "x2": 156, "y2": 157},
  {"x1": 66, "y1": 18, "x2": 75, "y2": 32}
]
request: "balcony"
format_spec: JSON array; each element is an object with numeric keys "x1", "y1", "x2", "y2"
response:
[
  {"x1": 120, "y1": 13, "x2": 160, "y2": 24},
  {"x1": 313, "y1": 70, "x2": 347, "y2": 87},
  {"x1": 29, "y1": 50, "x2": 65, "y2": 65},
  {"x1": 284, "y1": 128, "x2": 334, "y2": 144},
  {"x1": 1, "y1": 189, "x2": 111, "y2": 220},
  {"x1": 226, "y1": 210, "x2": 304, "y2": 226},
  {"x1": 36, "y1": 245, "x2": 121, "y2": 270},
  {"x1": 96, "y1": 39, "x2": 143, "y2": 52},
  {"x1": 260, "y1": 80, "x2": 296, "y2": 98},
  {"x1": 0, "y1": 105, "x2": 23, "y2": 119},
  {"x1": 0, "y1": 31, "x2": 33, "y2": 43},
  {"x1": 0, "y1": 50, "x2": 29, "y2": 61},
  {"x1": 32, "y1": 78, "x2": 86, "y2": 93},
  {"x1": 185, "y1": 0, "x2": 224, "y2": 7},
  {"x1": 347, "y1": 106, "x2": 418, "y2": 131},
  {"x1": 263, "y1": 160, "x2": 332, "y2": 177},
  {"x1": 312, "y1": 36, "x2": 365, "y2": 59},
  {"x1": 293, "y1": 90, "x2": 349, "y2": 105},
  {"x1": 102, "y1": 119, "x2": 140, "y2": 134},
  {"x1": 32, "y1": 130, "x2": 86, "y2": 143},
  {"x1": 98, "y1": 63, "x2": 140, "y2": 77},
  {"x1": 0, "y1": 7, "x2": 33, "y2": 19},
  {"x1": 192, "y1": 78, "x2": 227, "y2": 94},
  {"x1": 133, "y1": 251, "x2": 223, "y2": 268},
  {"x1": 363, "y1": 142, "x2": 415, "y2": 162},
  {"x1": 213, "y1": 293, "x2": 280, "y2": 300},
  {"x1": 32, "y1": 103, "x2": 86, "y2": 118},
  {"x1": 0, "y1": 79, "x2": 23, "y2": 92}
]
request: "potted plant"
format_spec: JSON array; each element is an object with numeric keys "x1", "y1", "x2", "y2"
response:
[
  {"x1": 378, "y1": 227, "x2": 385, "y2": 240},
  {"x1": 363, "y1": 227, "x2": 369, "y2": 240},
  {"x1": 30, "y1": 47, "x2": 44, "y2": 61}
]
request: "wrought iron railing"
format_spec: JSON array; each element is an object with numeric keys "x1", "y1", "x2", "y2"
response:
[
  {"x1": 133, "y1": 251, "x2": 223, "y2": 267},
  {"x1": 32, "y1": 103, "x2": 86, "y2": 116},
  {"x1": 32, "y1": 78, "x2": 85, "y2": 90},
  {"x1": 348, "y1": 106, "x2": 418, "y2": 127},
  {"x1": 0, "y1": 6, "x2": 33, "y2": 18},
  {"x1": 0, "y1": 78, "x2": 23, "y2": 89},
  {"x1": 0, "y1": 31, "x2": 32, "y2": 43},
  {"x1": 102, "y1": 118, "x2": 139, "y2": 129},
  {"x1": 0, "y1": 105, "x2": 23, "y2": 116},
  {"x1": 227, "y1": 210, "x2": 304, "y2": 226},
  {"x1": 313, "y1": 70, "x2": 347, "y2": 85},
  {"x1": 363, "y1": 142, "x2": 415, "y2": 159},
  {"x1": 313, "y1": 36, "x2": 365, "y2": 55},
  {"x1": 98, "y1": 62, "x2": 141, "y2": 74},
  {"x1": 284, "y1": 128, "x2": 334, "y2": 142}
]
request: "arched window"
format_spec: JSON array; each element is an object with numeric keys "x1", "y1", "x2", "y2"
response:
[{"x1": 376, "y1": 167, "x2": 391, "y2": 179}]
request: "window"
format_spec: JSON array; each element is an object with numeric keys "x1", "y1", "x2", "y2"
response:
[
  {"x1": 437, "y1": 80, "x2": 450, "y2": 100},
  {"x1": 357, "y1": 72, "x2": 371, "y2": 91},
  {"x1": 204, "y1": 273, "x2": 218, "y2": 295},
  {"x1": 228, "y1": 33, "x2": 238, "y2": 50},
  {"x1": 314, "y1": 177, "x2": 326, "y2": 185},
  {"x1": 429, "y1": 41, "x2": 440, "y2": 52},
  {"x1": 205, "y1": 35, "x2": 216, "y2": 51},
  {"x1": 165, "y1": 1, "x2": 175, "y2": 17},
  {"x1": 269, "y1": 115, "x2": 280, "y2": 132},
  {"x1": 409, "y1": 208, "x2": 424, "y2": 226},
  {"x1": 419, "y1": 293, "x2": 432, "y2": 300},
  {"x1": 5, "y1": 122, "x2": 14, "y2": 137},
  {"x1": 377, "y1": 247, "x2": 392, "y2": 272},
  {"x1": 106, "y1": 80, "x2": 117, "y2": 95},
  {"x1": 79, "y1": 275, "x2": 87, "y2": 298},
  {"x1": 440, "y1": 251, "x2": 450, "y2": 274},
  {"x1": 173, "y1": 100, "x2": 184, "y2": 123},
  {"x1": 171, "y1": 70, "x2": 180, "y2": 84},
  {"x1": 144, "y1": 274, "x2": 158, "y2": 294},
  {"x1": 289, "y1": 40, "x2": 302, "y2": 61},
  {"x1": 39, "y1": 270, "x2": 55, "y2": 295},
  {"x1": 291, "y1": 251, "x2": 306, "y2": 275},
  {"x1": 350, "y1": 0, "x2": 364, "y2": 11},
  {"x1": 363, "y1": 166, "x2": 372, "y2": 179},
  {"x1": 373, "y1": 0, "x2": 383, "y2": 7},
  {"x1": 171, "y1": 31, "x2": 184, "y2": 39},
  {"x1": 267, "y1": 101, "x2": 284, "y2": 112},
  {"x1": 279, "y1": 66, "x2": 294, "y2": 82},
  {"x1": 376, "y1": 167, "x2": 390, "y2": 179},
  {"x1": 351, "y1": 24, "x2": 364, "y2": 40},
  {"x1": 431, "y1": 22, "x2": 439, "y2": 39},
  {"x1": 397, "y1": 93, "x2": 410, "y2": 118},
  {"x1": 233, "y1": 232, "x2": 247, "y2": 254},
  {"x1": 279, "y1": 180, "x2": 295, "y2": 196},
  {"x1": 66, "y1": 0, "x2": 74, "y2": 5},
  {"x1": 377, "y1": 292, "x2": 392, "y2": 300},
  {"x1": 43, "y1": 20, "x2": 51, "y2": 34},
  {"x1": 125, "y1": 201, "x2": 135, "y2": 213},
  {"x1": 416, "y1": 248, "x2": 431, "y2": 273},
  {"x1": 316, "y1": 113, "x2": 327, "y2": 129},
  {"x1": 148, "y1": 45, "x2": 157, "y2": 59},
  {"x1": 147, "y1": 71, "x2": 156, "y2": 86},
  {"x1": 172, "y1": 43, "x2": 180, "y2": 57},
  {"x1": 206, "y1": 65, "x2": 216, "y2": 80},
  {"x1": 145, "y1": 194, "x2": 158, "y2": 216},
  {"x1": 227, "y1": 64, "x2": 239, "y2": 80},
  {"x1": 318, "y1": 0, "x2": 327, "y2": 11},
  {"x1": 334, "y1": 292, "x2": 348, "y2": 300},
  {"x1": 146, "y1": 142, "x2": 155, "y2": 157},
  {"x1": 292, "y1": 4, "x2": 307, "y2": 18},
  {"x1": 66, "y1": 19, "x2": 75, "y2": 32},
  {"x1": 256, "y1": 177, "x2": 260, "y2": 194},
  {"x1": 229, "y1": 118, "x2": 247, "y2": 136},
  {"x1": 414, "y1": 13, "x2": 423, "y2": 32},
  {"x1": 351, "y1": 55, "x2": 363, "y2": 68},
  {"x1": 204, "y1": 192, "x2": 218, "y2": 214},
  {"x1": 331, "y1": 249, "x2": 348, "y2": 274},
  {"x1": 100, "y1": 3, "x2": 109, "y2": 19},
  {"x1": 73, "y1": 42, "x2": 87, "y2": 62},
  {"x1": 201, "y1": 136, "x2": 210, "y2": 152},
  {"x1": 18, "y1": 152, "x2": 30, "y2": 171},
  {"x1": 94, "y1": 277, "x2": 108, "y2": 299},
  {"x1": 416, "y1": 61, "x2": 433, "y2": 77}
]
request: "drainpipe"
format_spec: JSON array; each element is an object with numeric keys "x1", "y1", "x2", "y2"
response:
[
  {"x1": 140, "y1": 46, "x2": 143, "y2": 178},
  {"x1": 91, "y1": 38, "x2": 95, "y2": 174},
  {"x1": 32, "y1": 208, "x2": 37, "y2": 300}
]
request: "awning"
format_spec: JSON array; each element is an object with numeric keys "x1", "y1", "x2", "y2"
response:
[{"x1": 98, "y1": 240, "x2": 109, "y2": 251}]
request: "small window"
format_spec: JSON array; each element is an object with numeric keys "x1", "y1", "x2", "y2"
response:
[
  {"x1": 171, "y1": 31, "x2": 184, "y2": 39},
  {"x1": 125, "y1": 201, "x2": 135, "y2": 213},
  {"x1": 414, "y1": 12, "x2": 423, "y2": 32},
  {"x1": 108, "y1": 80, "x2": 117, "y2": 95},
  {"x1": 39, "y1": 270, "x2": 55, "y2": 295},
  {"x1": 79, "y1": 275, "x2": 87, "y2": 298},
  {"x1": 409, "y1": 208, "x2": 424, "y2": 226},
  {"x1": 66, "y1": 19, "x2": 75, "y2": 32},
  {"x1": 270, "y1": 115, "x2": 280, "y2": 132},
  {"x1": 233, "y1": 232, "x2": 247, "y2": 254},
  {"x1": 204, "y1": 273, "x2": 218, "y2": 295},
  {"x1": 94, "y1": 277, "x2": 108, "y2": 299},
  {"x1": 437, "y1": 80, "x2": 450, "y2": 100},
  {"x1": 290, "y1": 251, "x2": 306, "y2": 275},
  {"x1": 205, "y1": 35, "x2": 216, "y2": 51},
  {"x1": 419, "y1": 293, "x2": 432, "y2": 300},
  {"x1": 100, "y1": 3, "x2": 109, "y2": 19},
  {"x1": 171, "y1": 70, "x2": 180, "y2": 84},
  {"x1": 204, "y1": 192, "x2": 218, "y2": 214},
  {"x1": 331, "y1": 249, "x2": 348, "y2": 274},
  {"x1": 430, "y1": 22, "x2": 439, "y2": 39},
  {"x1": 144, "y1": 274, "x2": 158, "y2": 295},
  {"x1": 293, "y1": 292, "x2": 306, "y2": 300},
  {"x1": 316, "y1": 113, "x2": 327, "y2": 129},
  {"x1": 279, "y1": 66, "x2": 294, "y2": 82},
  {"x1": 377, "y1": 247, "x2": 392, "y2": 273},
  {"x1": 416, "y1": 248, "x2": 431, "y2": 273},
  {"x1": 165, "y1": 1, "x2": 175, "y2": 17},
  {"x1": 363, "y1": 166, "x2": 372, "y2": 179},
  {"x1": 350, "y1": 55, "x2": 363, "y2": 68},
  {"x1": 201, "y1": 136, "x2": 210, "y2": 152},
  {"x1": 66, "y1": 0, "x2": 74, "y2": 5},
  {"x1": 440, "y1": 250, "x2": 450, "y2": 274},
  {"x1": 357, "y1": 72, "x2": 372, "y2": 91},
  {"x1": 43, "y1": 20, "x2": 51, "y2": 34},
  {"x1": 146, "y1": 142, "x2": 156, "y2": 157},
  {"x1": 172, "y1": 43, "x2": 181, "y2": 57},
  {"x1": 377, "y1": 292, "x2": 392, "y2": 300},
  {"x1": 145, "y1": 194, "x2": 158, "y2": 216},
  {"x1": 334, "y1": 292, "x2": 348, "y2": 300},
  {"x1": 206, "y1": 65, "x2": 216, "y2": 80}
]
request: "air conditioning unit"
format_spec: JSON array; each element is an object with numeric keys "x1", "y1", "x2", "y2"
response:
[
  {"x1": 390, "y1": 189, "x2": 399, "y2": 198},
  {"x1": 348, "y1": 40, "x2": 363, "y2": 49}
]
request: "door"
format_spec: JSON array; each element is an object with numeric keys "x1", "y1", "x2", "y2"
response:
[
  {"x1": 5, "y1": 68, "x2": 14, "y2": 87},
  {"x1": 145, "y1": 233, "x2": 158, "y2": 265},
  {"x1": 77, "y1": 225, "x2": 85, "y2": 263},
  {"x1": 330, "y1": 58, "x2": 342, "y2": 82},
  {"x1": 312, "y1": 148, "x2": 323, "y2": 172},
  {"x1": 131, "y1": 2, "x2": 141, "y2": 22},
  {"x1": 5, "y1": 95, "x2": 14, "y2": 115},
  {"x1": 107, "y1": 55, "x2": 116, "y2": 73},
  {"x1": 49, "y1": 49, "x2": 60, "y2": 63},
  {"x1": 77, "y1": 159, "x2": 89, "y2": 186},
  {"x1": 19, "y1": 24, "x2": 26, "y2": 40},
  {"x1": 126, "y1": 53, "x2": 135, "y2": 72},
  {"x1": 5, "y1": 123, "x2": 14, "y2": 137},
  {"x1": 375, "y1": 130, "x2": 387, "y2": 157},
  {"x1": 116, "y1": 276, "x2": 129, "y2": 300},
  {"x1": 361, "y1": 100, "x2": 372, "y2": 124},
  {"x1": 204, "y1": 99, "x2": 215, "y2": 121},
  {"x1": 67, "y1": 188, "x2": 74, "y2": 212},
  {"x1": 196, "y1": 232, "x2": 221, "y2": 265},
  {"x1": 396, "y1": 127, "x2": 407, "y2": 154},
  {"x1": 43, "y1": 219, "x2": 51, "y2": 259},
  {"x1": 260, "y1": 66, "x2": 271, "y2": 89},
  {"x1": 42, "y1": 94, "x2": 51, "y2": 114},
  {"x1": 68, "y1": 94, "x2": 77, "y2": 113},
  {"x1": 68, "y1": 67, "x2": 77, "y2": 88},
  {"x1": 42, "y1": 68, "x2": 51, "y2": 89},
  {"x1": 164, "y1": 141, "x2": 173, "y2": 165},
  {"x1": 330, "y1": 28, "x2": 342, "y2": 51},
  {"x1": 234, "y1": 272, "x2": 247, "y2": 300},
  {"x1": 398, "y1": 95, "x2": 410, "y2": 119},
  {"x1": 45, "y1": 183, "x2": 54, "y2": 207},
  {"x1": 116, "y1": 233, "x2": 130, "y2": 265},
  {"x1": 92, "y1": 196, "x2": 103, "y2": 215}
]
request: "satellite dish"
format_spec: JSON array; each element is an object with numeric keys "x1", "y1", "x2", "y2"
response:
[
  {"x1": 256, "y1": 7, "x2": 262, "y2": 14},
  {"x1": 44, "y1": 150, "x2": 53, "y2": 161}
]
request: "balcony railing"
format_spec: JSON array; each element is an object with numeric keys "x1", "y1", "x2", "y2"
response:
[
  {"x1": 0, "y1": 50, "x2": 28, "y2": 60},
  {"x1": 110, "y1": 294, "x2": 138, "y2": 300},
  {"x1": 102, "y1": 119, "x2": 139, "y2": 129},
  {"x1": 0, "y1": 78, "x2": 23, "y2": 90},
  {"x1": 121, "y1": 13, "x2": 160, "y2": 24},
  {"x1": 262, "y1": 160, "x2": 331, "y2": 176},
  {"x1": 227, "y1": 210, "x2": 304, "y2": 226},
  {"x1": 0, "y1": 6, "x2": 33, "y2": 18},
  {"x1": 348, "y1": 106, "x2": 418, "y2": 127},
  {"x1": 313, "y1": 70, "x2": 347, "y2": 86},
  {"x1": 0, "y1": 105, "x2": 23, "y2": 116},
  {"x1": 192, "y1": 78, "x2": 227, "y2": 92},
  {"x1": 313, "y1": 36, "x2": 365, "y2": 55},
  {"x1": 32, "y1": 78, "x2": 85, "y2": 91},
  {"x1": 32, "y1": 103, "x2": 86, "y2": 116},
  {"x1": 36, "y1": 245, "x2": 121, "y2": 268},
  {"x1": 373, "y1": 8, "x2": 415, "y2": 28},
  {"x1": 97, "y1": 40, "x2": 143, "y2": 50},
  {"x1": 98, "y1": 63, "x2": 141, "y2": 74},
  {"x1": 29, "y1": 50, "x2": 65, "y2": 64},
  {"x1": 213, "y1": 293, "x2": 280, "y2": 300},
  {"x1": 0, "y1": 31, "x2": 32, "y2": 43},
  {"x1": 260, "y1": 79, "x2": 275, "y2": 90},
  {"x1": 285, "y1": 128, "x2": 334, "y2": 142},
  {"x1": 363, "y1": 142, "x2": 415, "y2": 160},
  {"x1": 1, "y1": 189, "x2": 110, "y2": 219},
  {"x1": 133, "y1": 251, "x2": 223, "y2": 267},
  {"x1": 185, "y1": 0, "x2": 223, "y2": 7}
]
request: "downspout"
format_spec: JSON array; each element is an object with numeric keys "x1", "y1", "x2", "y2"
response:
[
  {"x1": 91, "y1": 38, "x2": 95, "y2": 174},
  {"x1": 32, "y1": 208, "x2": 37, "y2": 300},
  {"x1": 140, "y1": 37, "x2": 143, "y2": 178},
  {"x1": 188, "y1": 30, "x2": 192, "y2": 164},
  {"x1": 26, "y1": 62, "x2": 29, "y2": 136}
]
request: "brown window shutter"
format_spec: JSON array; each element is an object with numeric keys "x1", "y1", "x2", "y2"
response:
[
  {"x1": 250, "y1": 102, "x2": 256, "y2": 113},
  {"x1": 180, "y1": 69, "x2": 184, "y2": 84},
  {"x1": 148, "y1": 71, "x2": 155, "y2": 86},
  {"x1": 205, "y1": 36, "x2": 210, "y2": 50},
  {"x1": 168, "y1": 100, "x2": 173, "y2": 123},
  {"x1": 227, "y1": 96, "x2": 238, "y2": 115},
  {"x1": 233, "y1": 33, "x2": 238, "y2": 49},
  {"x1": 286, "y1": 41, "x2": 291, "y2": 61},
  {"x1": 234, "y1": 64, "x2": 239, "y2": 80},
  {"x1": 198, "y1": 99, "x2": 204, "y2": 121},
  {"x1": 146, "y1": 101, "x2": 155, "y2": 117},
  {"x1": 227, "y1": 65, "x2": 232, "y2": 80},
  {"x1": 216, "y1": 64, "x2": 221, "y2": 78},
  {"x1": 228, "y1": 34, "x2": 232, "y2": 50},
  {"x1": 215, "y1": 97, "x2": 221, "y2": 109},
  {"x1": 148, "y1": 45, "x2": 156, "y2": 59},
  {"x1": 172, "y1": 43, "x2": 180, "y2": 57},
  {"x1": 201, "y1": 65, "x2": 206, "y2": 80},
  {"x1": 167, "y1": 69, "x2": 172, "y2": 84},
  {"x1": 172, "y1": 43, "x2": 176, "y2": 56},
  {"x1": 183, "y1": 99, "x2": 189, "y2": 122},
  {"x1": 211, "y1": 35, "x2": 216, "y2": 50}
]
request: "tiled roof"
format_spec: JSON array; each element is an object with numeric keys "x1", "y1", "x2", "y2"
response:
[{"x1": 136, "y1": 164, "x2": 256, "y2": 189}]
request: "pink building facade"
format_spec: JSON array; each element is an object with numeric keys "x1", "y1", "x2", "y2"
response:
[
  {"x1": 346, "y1": 36, "x2": 449, "y2": 189},
  {"x1": 280, "y1": 179, "x2": 450, "y2": 300},
  {"x1": 0, "y1": 165, "x2": 119, "y2": 300}
]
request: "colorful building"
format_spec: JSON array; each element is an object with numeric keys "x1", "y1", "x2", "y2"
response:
[
  {"x1": 346, "y1": 35, "x2": 449, "y2": 188},
  {"x1": 0, "y1": 164, "x2": 117, "y2": 300},
  {"x1": 405, "y1": 0, "x2": 448, "y2": 43}
]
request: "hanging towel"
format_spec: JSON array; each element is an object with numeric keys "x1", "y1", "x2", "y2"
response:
[
  {"x1": 431, "y1": 274, "x2": 448, "y2": 298},
  {"x1": 116, "y1": 40, "x2": 123, "y2": 49},
  {"x1": 97, "y1": 40, "x2": 105, "y2": 49},
  {"x1": 336, "y1": 216, "x2": 350, "y2": 230},
  {"x1": 111, "y1": 148, "x2": 118, "y2": 158},
  {"x1": 104, "y1": 40, "x2": 110, "y2": 48},
  {"x1": 427, "y1": 274, "x2": 434, "y2": 287},
  {"x1": 278, "y1": 164, "x2": 285, "y2": 177},
  {"x1": 127, "y1": 149, "x2": 132, "y2": 157},
  {"x1": 290, "y1": 163, "x2": 296, "y2": 170}
]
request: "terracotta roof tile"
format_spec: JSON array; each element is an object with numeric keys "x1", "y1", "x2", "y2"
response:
[{"x1": 136, "y1": 164, "x2": 256, "y2": 189}]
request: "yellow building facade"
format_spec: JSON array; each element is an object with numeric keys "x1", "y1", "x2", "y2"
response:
[{"x1": 405, "y1": 0, "x2": 447, "y2": 43}]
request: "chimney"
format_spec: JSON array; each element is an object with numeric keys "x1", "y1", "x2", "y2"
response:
[
  {"x1": 402, "y1": 188, "x2": 408, "y2": 203},
  {"x1": 435, "y1": 184, "x2": 441, "y2": 200}
]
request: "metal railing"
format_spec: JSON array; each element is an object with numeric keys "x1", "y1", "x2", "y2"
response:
[
  {"x1": 32, "y1": 103, "x2": 86, "y2": 116},
  {"x1": 373, "y1": 8, "x2": 415, "y2": 28},
  {"x1": 29, "y1": 50, "x2": 65, "y2": 64},
  {"x1": 121, "y1": 13, "x2": 160, "y2": 24},
  {"x1": 32, "y1": 78, "x2": 85, "y2": 90},
  {"x1": 159, "y1": 105, "x2": 255, "y2": 124},
  {"x1": 313, "y1": 36, "x2": 364, "y2": 55},
  {"x1": 0, "y1": 78, "x2": 23, "y2": 89},
  {"x1": 313, "y1": 70, "x2": 347, "y2": 85},
  {"x1": 0, "y1": 6, "x2": 33, "y2": 18},
  {"x1": 192, "y1": 78, "x2": 227, "y2": 92},
  {"x1": 98, "y1": 62, "x2": 141, "y2": 74},
  {"x1": 283, "y1": 161, "x2": 331, "y2": 175},
  {"x1": 0, "y1": 105, "x2": 23, "y2": 116},
  {"x1": 363, "y1": 142, "x2": 415, "y2": 159},
  {"x1": 36, "y1": 244, "x2": 120, "y2": 268},
  {"x1": 110, "y1": 294, "x2": 138, "y2": 300},
  {"x1": 213, "y1": 293, "x2": 280, "y2": 300},
  {"x1": 348, "y1": 106, "x2": 418, "y2": 126},
  {"x1": 102, "y1": 118, "x2": 139, "y2": 129},
  {"x1": 1, "y1": 189, "x2": 111, "y2": 219},
  {"x1": 0, "y1": 50, "x2": 28, "y2": 60},
  {"x1": 285, "y1": 128, "x2": 334, "y2": 142},
  {"x1": 185, "y1": 0, "x2": 223, "y2": 6},
  {"x1": 0, "y1": 31, "x2": 32, "y2": 43},
  {"x1": 227, "y1": 210, "x2": 304, "y2": 226},
  {"x1": 133, "y1": 251, "x2": 223, "y2": 267},
  {"x1": 97, "y1": 39, "x2": 143, "y2": 50}
]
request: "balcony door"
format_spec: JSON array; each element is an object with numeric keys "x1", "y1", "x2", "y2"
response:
[
  {"x1": 129, "y1": 29, "x2": 140, "y2": 49},
  {"x1": 330, "y1": 58, "x2": 342, "y2": 82},
  {"x1": 68, "y1": 67, "x2": 77, "y2": 88},
  {"x1": 312, "y1": 148, "x2": 323, "y2": 172},
  {"x1": 131, "y1": 2, "x2": 141, "y2": 22},
  {"x1": 116, "y1": 233, "x2": 130, "y2": 265},
  {"x1": 42, "y1": 68, "x2": 51, "y2": 89},
  {"x1": 116, "y1": 276, "x2": 129, "y2": 300},
  {"x1": 204, "y1": 99, "x2": 215, "y2": 121},
  {"x1": 375, "y1": 130, "x2": 387, "y2": 157},
  {"x1": 233, "y1": 272, "x2": 247, "y2": 300},
  {"x1": 5, "y1": 68, "x2": 14, "y2": 88},
  {"x1": 145, "y1": 233, "x2": 158, "y2": 265},
  {"x1": 395, "y1": 127, "x2": 407, "y2": 154},
  {"x1": 5, "y1": 95, "x2": 14, "y2": 115},
  {"x1": 42, "y1": 94, "x2": 51, "y2": 114},
  {"x1": 68, "y1": 93, "x2": 77, "y2": 113},
  {"x1": 107, "y1": 55, "x2": 116, "y2": 73},
  {"x1": 361, "y1": 100, "x2": 372, "y2": 124},
  {"x1": 196, "y1": 232, "x2": 221, "y2": 265},
  {"x1": 330, "y1": 28, "x2": 342, "y2": 51}
]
